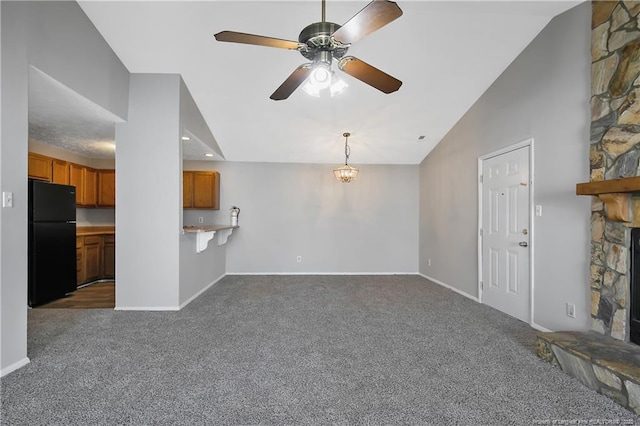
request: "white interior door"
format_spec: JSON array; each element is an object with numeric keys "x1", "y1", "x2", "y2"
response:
[{"x1": 481, "y1": 145, "x2": 530, "y2": 322}]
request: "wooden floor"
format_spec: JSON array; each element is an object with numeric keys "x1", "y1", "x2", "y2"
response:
[{"x1": 35, "y1": 281, "x2": 115, "y2": 309}]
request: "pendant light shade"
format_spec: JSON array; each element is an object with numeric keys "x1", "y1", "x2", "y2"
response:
[{"x1": 333, "y1": 132, "x2": 359, "y2": 183}]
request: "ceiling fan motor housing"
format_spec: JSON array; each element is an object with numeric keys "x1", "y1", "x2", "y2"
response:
[{"x1": 298, "y1": 22, "x2": 349, "y2": 61}]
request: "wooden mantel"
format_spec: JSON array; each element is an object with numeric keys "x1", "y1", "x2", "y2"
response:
[{"x1": 576, "y1": 177, "x2": 640, "y2": 222}]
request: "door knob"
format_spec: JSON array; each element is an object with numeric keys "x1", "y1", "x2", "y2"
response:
[{"x1": 519, "y1": 241, "x2": 528, "y2": 247}]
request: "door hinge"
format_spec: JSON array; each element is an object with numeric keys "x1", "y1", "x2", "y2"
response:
[
  {"x1": 479, "y1": 175, "x2": 483, "y2": 183},
  {"x1": 479, "y1": 228, "x2": 483, "y2": 236},
  {"x1": 480, "y1": 281, "x2": 484, "y2": 290}
]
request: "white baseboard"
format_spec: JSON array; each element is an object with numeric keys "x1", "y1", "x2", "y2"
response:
[
  {"x1": 115, "y1": 306, "x2": 180, "y2": 311},
  {"x1": 531, "y1": 322, "x2": 553, "y2": 333},
  {"x1": 418, "y1": 273, "x2": 479, "y2": 302},
  {"x1": 114, "y1": 274, "x2": 227, "y2": 311},
  {"x1": 225, "y1": 272, "x2": 418, "y2": 276},
  {"x1": 178, "y1": 273, "x2": 226, "y2": 310},
  {"x1": 1, "y1": 357, "x2": 30, "y2": 377}
]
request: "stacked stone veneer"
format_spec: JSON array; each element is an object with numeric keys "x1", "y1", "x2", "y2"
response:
[{"x1": 590, "y1": 1, "x2": 640, "y2": 341}]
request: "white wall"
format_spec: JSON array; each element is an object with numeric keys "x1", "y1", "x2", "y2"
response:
[
  {"x1": 115, "y1": 74, "x2": 181, "y2": 310},
  {"x1": 1, "y1": 1, "x2": 128, "y2": 375},
  {"x1": 184, "y1": 161, "x2": 420, "y2": 274},
  {"x1": 419, "y1": 3, "x2": 591, "y2": 331}
]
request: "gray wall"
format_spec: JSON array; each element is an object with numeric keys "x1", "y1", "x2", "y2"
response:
[
  {"x1": 419, "y1": 3, "x2": 591, "y2": 331},
  {"x1": 115, "y1": 74, "x2": 181, "y2": 309},
  {"x1": 178, "y1": 78, "x2": 226, "y2": 305},
  {"x1": 184, "y1": 161, "x2": 420, "y2": 274},
  {"x1": 1, "y1": 1, "x2": 129, "y2": 375}
]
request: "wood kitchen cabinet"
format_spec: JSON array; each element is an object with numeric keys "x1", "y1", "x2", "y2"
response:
[
  {"x1": 28, "y1": 153, "x2": 52, "y2": 181},
  {"x1": 83, "y1": 236, "x2": 102, "y2": 283},
  {"x1": 69, "y1": 163, "x2": 84, "y2": 205},
  {"x1": 98, "y1": 169, "x2": 116, "y2": 207},
  {"x1": 29, "y1": 152, "x2": 114, "y2": 209},
  {"x1": 76, "y1": 237, "x2": 84, "y2": 284},
  {"x1": 183, "y1": 171, "x2": 220, "y2": 210},
  {"x1": 183, "y1": 172, "x2": 194, "y2": 208},
  {"x1": 69, "y1": 163, "x2": 98, "y2": 207},
  {"x1": 76, "y1": 232, "x2": 116, "y2": 285},
  {"x1": 102, "y1": 235, "x2": 115, "y2": 279},
  {"x1": 51, "y1": 159, "x2": 70, "y2": 184},
  {"x1": 83, "y1": 167, "x2": 98, "y2": 207}
]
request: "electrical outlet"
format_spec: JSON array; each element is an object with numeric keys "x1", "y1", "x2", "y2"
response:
[
  {"x1": 198, "y1": 217, "x2": 204, "y2": 224},
  {"x1": 566, "y1": 303, "x2": 576, "y2": 318},
  {"x1": 428, "y1": 259, "x2": 431, "y2": 266},
  {"x1": 535, "y1": 205, "x2": 543, "y2": 217},
  {"x1": 296, "y1": 256, "x2": 302, "y2": 263}
]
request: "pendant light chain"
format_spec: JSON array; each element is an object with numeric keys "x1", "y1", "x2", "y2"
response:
[{"x1": 344, "y1": 133, "x2": 351, "y2": 165}]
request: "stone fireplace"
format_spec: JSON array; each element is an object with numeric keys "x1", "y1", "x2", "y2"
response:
[
  {"x1": 586, "y1": 0, "x2": 640, "y2": 343},
  {"x1": 535, "y1": 1, "x2": 640, "y2": 414}
]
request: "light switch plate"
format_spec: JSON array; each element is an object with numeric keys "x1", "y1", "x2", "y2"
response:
[
  {"x1": 2, "y1": 192, "x2": 13, "y2": 208},
  {"x1": 535, "y1": 205, "x2": 542, "y2": 217}
]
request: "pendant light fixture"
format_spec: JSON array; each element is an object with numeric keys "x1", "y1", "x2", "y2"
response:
[{"x1": 333, "y1": 132, "x2": 359, "y2": 183}]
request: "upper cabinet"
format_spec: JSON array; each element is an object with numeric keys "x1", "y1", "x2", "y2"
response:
[
  {"x1": 51, "y1": 159, "x2": 70, "y2": 184},
  {"x1": 69, "y1": 162, "x2": 85, "y2": 205},
  {"x1": 183, "y1": 171, "x2": 220, "y2": 210},
  {"x1": 83, "y1": 167, "x2": 98, "y2": 207},
  {"x1": 29, "y1": 152, "x2": 114, "y2": 208},
  {"x1": 98, "y1": 169, "x2": 116, "y2": 207},
  {"x1": 28, "y1": 153, "x2": 53, "y2": 181}
]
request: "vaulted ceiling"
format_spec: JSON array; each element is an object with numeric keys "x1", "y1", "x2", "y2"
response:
[{"x1": 31, "y1": 1, "x2": 582, "y2": 164}]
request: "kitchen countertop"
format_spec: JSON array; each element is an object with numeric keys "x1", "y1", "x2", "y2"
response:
[
  {"x1": 183, "y1": 225, "x2": 239, "y2": 233},
  {"x1": 77, "y1": 226, "x2": 116, "y2": 236}
]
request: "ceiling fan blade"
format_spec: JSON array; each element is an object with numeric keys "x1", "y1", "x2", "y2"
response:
[
  {"x1": 338, "y1": 56, "x2": 402, "y2": 94},
  {"x1": 331, "y1": 0, "x2": 403, "y2": 45},
  {"x1": 214, "y1": 31, "x2": 302, "y2": 50},
  {"x1": 270, "y1": 64, "x2": 313, "y2": 100}
]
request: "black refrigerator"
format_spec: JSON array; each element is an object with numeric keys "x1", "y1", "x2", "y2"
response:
[{"x1": 28, "y1": 179, "x2": 77, "y2": 306}]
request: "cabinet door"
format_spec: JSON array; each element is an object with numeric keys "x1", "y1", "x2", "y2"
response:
[
  {"x1": 193, "y1": 171, "x2": 220, "y2": 209},
  {"x1": 183, "y1": 172, "x2": 194, "y2": 208},
  {"x1": 102, "y1": 235, "x2": 115, "y2": 279},
  {"x1": 83, "y1": 236, "x2": 102, "y2": 283},
  {"x1": 51, "y1": 159, "x2": 70, "y2": 185},
  {"x1": 28, "y1": 153, "x2": 52, "y2": 181},
  {"x1": 98, "y1": 170, "x2": 116, "y2": 207},
  {"x1": 84, "y1": 168, "x2": 98, "y2": 207},
  {"x1": 69, "y1": 163, "x2": 84, "y2": 205},
  {"x1": 76, "y1": 237, "x2": 84, "y2": 284}
]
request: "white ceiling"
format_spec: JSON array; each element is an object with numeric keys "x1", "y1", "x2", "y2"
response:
[{"x1": 33, "y1": 1, "x2": 581, "y2": 164}]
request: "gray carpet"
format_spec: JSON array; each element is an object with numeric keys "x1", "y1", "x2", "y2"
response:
[{"x1": 1, "y1": 275, "x2": 637, "y2": 425}]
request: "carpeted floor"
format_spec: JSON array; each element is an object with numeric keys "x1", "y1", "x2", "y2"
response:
[{"x1": 1, "y1": 275, "x2": 638, "y2": 425}]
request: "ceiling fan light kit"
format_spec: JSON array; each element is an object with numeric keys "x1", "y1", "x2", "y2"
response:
[{"x1": 214, "y1": 0, "x2": 403, "y2": 100}]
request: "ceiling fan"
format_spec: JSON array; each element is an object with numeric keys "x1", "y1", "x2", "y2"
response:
[{"x1": 214, "y1": 0, "x2": 403, "y2": 100}]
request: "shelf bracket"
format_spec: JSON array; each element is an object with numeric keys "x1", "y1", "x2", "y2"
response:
[
  {"x1": 196, "y1": 231, "x2": 216, "y2": 253},
  {"x1": 598, "y1": 193, "x2": 630, "y2": 222},
  {"x1": 217, "y1": 228, "x2": 234, "y2": 246}
]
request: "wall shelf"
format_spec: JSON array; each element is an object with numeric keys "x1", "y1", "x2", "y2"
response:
[{"x1": 182, "y1": 225, "x2": 239, "y2": 253}]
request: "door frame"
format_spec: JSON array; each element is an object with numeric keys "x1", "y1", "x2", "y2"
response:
[{"x1": 477, "y1": 138, "x2": 535, "y2": 325}]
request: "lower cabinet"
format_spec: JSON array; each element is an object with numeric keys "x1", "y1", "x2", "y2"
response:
[
  {"x1": 83, "y1": 236, "x2": 102, "y2": 283},
  {"x1": 77, "y1": 234, "x2": 115, "y2": 285},
  {"x1": 103, "y1": 235, "x2": 115, "y2": 279}
]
